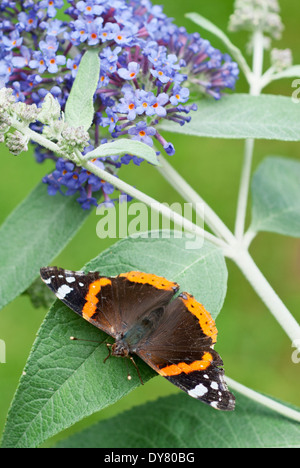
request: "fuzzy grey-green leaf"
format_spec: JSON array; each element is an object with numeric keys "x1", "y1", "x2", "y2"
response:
[
  {"x1": 0, "y1": 182, "x2": 90, "y2": 312},
  {"x1": 64, "y1": 50, "x2": 100, "y2": 131},
  {"x1": 55, "y1": 392, "x2": 300, "y2": 448},
  {"x1": 159, "y1": 94, "x2": 300, "y2": 141},
  {"x1": 85, "y1": 139, "x2": 160, "y2": 166},
  {"x1": 1, "y1": 233, "x2": 227, "y2": 448},
  {"x1": 250, "y1": 156, "x2": 300, "y2": 237}
]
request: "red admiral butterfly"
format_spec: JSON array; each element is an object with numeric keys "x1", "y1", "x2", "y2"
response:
[{"x1": 40, "y1": 267, "x2": 235, "y2": 411}]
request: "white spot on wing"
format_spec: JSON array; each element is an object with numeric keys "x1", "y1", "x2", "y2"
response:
[
  {"x1": 56, "y1": 284, "x2": 73, "y2": 300},
  {"x1": 188, "y1": 383, "x2": 208, "y2": 398},
  {"x1": 210, "y1": 401, "x2": 219, "y2": 409},
  {"x1": 66, "y1": 277, "x2": 76, "y2": 283},
  {"x1": 210, "y1": 381, "x2": 219, "y2": 390}
]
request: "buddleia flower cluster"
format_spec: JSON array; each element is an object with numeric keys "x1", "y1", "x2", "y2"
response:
[
  {"x1": 0, "y1": 0, "x2": 239, "y2": 209},
  {"x1": 229, "y1": 0, "x2": 284, "y2": 42}
]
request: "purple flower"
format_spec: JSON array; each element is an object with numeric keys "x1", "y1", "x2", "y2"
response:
[
  {"x1": 170, "y1": 86, "x2": 190, "y2": 106},
  {"x1": 77, "y1": 192, "x2": 98, "y2": 210},
  {"x1": 128, "y1": 121, "x2": 156, "y2": 147},
  {"x1": 101, "y1": 108, "x2": 119, "y2": 132},
  {"x1": 11, "y1": 45, "x2": 31, "y2": 68},
  {"x1": 87, "y1": 17, "x2": 104, "y2": 46},
  {"x1": 116, "y1": 84, "x2": 139, "y2": 121},
  {"x1": 150, "y1": 66, "x2": 172, "y2": 84},
  {"x1": 39, "y1": 0, "x2": 64, "y2": 18},
  {"x1": 17, "y1": 11, "x2": 40, "y2": 31},
  {"x1": 99, "y1": 22, "x2": 120, "y2": 42},
  {"x1": 40, "y1": 19, "x2": 66, "y2": 37},
  {"x1": 1, "y1": 0, "x2": 239, "y2": 209},
  {"x1": 76, "y1": 1, "x2": 105, "y2": 17},
  {"x1": 39, "y1": 36, "x2": 59, "y2": 56},
  {"x1": 149, "y1": 93, "x2": 169, "y2": 117},
  {"x1": 2, "y1": 30, "x2": 23, "y2": 51},
  {"x1": 118, "y1": 61, "x2": 140, "y2": 81},
  {"x1": 29, "y1": 51, "x2": 47, "y2": 74}
]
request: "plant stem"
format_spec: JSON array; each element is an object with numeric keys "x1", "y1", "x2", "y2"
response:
[
  {"x1": 234, "y1": 138, "x2": 255, "y2": 240},
  {"x1": 13, "y1": 121, "x2": 60, "y2": 153},
  {"x1": 234, "y1": 30, "x2": 265, "y2": 241},
  {"x1": 226, "y1": 377, "x2": 300, "y2": 423},
  {"x1": 231, "y1": 249, "x2": 300, "y2": 348},
  {"x1": 78, "y1": 154, "x2": 228, "y2": 251},
  {"x1": 157, "y1": 154, "x2": 236, "y2": 246}
]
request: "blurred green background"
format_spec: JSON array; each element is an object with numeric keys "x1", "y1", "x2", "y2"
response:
[{"x1": 0, "y1": 0, "x2": 299, "y2": 446}]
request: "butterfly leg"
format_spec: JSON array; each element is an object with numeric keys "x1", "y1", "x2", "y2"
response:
[
  {"x1": 103, "y1": 342, "x2": 112, "y2": 363},
  {"x1": 129, "y1": 355, "x2": 144, "y2": 385}
]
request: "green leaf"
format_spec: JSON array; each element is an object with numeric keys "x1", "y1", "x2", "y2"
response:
[
  {"x1": 185, "y1": 12, "x2": 251, "y2": 79},
  {"x1": 159, "y1": 94, "x2": 300, "y2": 141},
  {"x1": 1, "y1": 233, "x2": 227, "y2": 448},
  {"x1": 0, "y1": 182, "x2": 90, "y2": 312},
  {"x1": 55, "y1": 392, "x2": 300, "y2": 448},
  {"x1": 85, "y1": 139, "x2": 160, "y2": 166},
  {"x1": 250, "y1": 156, "x2": 300, "y2": 237},
  {"x1": 64, "y1": 50, "x2": 100, "y2": 131}
]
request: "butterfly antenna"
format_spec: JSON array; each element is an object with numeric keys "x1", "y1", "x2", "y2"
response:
[{"x1": 70, "y1": 336, "x2": 108, "y2": 345}]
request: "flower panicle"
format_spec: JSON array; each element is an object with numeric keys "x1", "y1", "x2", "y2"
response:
[{"x1": 0, "y1": 0, "x2": 239, "y2": 209}]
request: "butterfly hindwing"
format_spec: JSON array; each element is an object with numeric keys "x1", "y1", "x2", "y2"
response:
[{"x1": 135, "y1": 293, "x2": 235, "y2": 411}]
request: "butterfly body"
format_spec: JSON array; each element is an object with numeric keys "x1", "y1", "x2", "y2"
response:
[{"x1": 40, "y1": 266, "x2": 235, "y2": 411}]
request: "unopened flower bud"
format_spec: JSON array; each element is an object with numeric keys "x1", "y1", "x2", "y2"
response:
[
  {"x1": 13, "y1": 101, "x2": 41, "y2": 125},
  {"x1": 271, "y1": 48, "x2": 293, "y2": 71},
  {"x1": 5, "y1": 130, "x2": 28, "y2": 156},
  {"x1": 57, "y1": 124, "x2": 90, "y2": 156},
  {"x1": 229, "y1": 0, "x2": 284, "y2": 40}
]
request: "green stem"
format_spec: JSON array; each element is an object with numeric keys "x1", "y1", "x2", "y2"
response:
[
  {"x1": 78, "y1": 153, "x2": 228, "y2": 251},
  {"x1": 226, "y1": 377, "x2": 300, "y2": 423},
  {"x1": 234, "y1": 30, "x2": 265, "y2": 241},
  {"x1": 157, "y1": 154, "x2": 236, "y2": 246}
]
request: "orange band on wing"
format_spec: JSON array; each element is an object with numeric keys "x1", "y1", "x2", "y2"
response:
[
  {"x1": 119, "y1": 271, "x2": 178, "y2": 291},
  {"x1": 82, "y1": 278, "x2": 111, "y2": 319},
  {"x1": 180, "y1": 293, "x2": 218, "y2": 343},
  {"x1": 159, "y1": 352, "x2": 213, "y2": 376}
]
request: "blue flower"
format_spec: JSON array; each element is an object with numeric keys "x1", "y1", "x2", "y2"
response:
[
  {"x1": 77, "y1": 0, "x2": 105, "y2": 17},
  {"x1": 39, "y1": 36, "x2": 59, "y2": 56},
  {"x1": 77, "y1": 191, "x2": 98, "y2": 210},
  {"x1": 18, "y1": 11, "x2": 40, "y2": 31},
  {"x1": 29, "y1": 51, "x2": 47, "y2": 74},
  {"x1": 39, "y1": 0, "x2": 64, "y2": 18},
  {"x1": 66, "y1": 56, "x2": 81, "y2": 78},
  {"x1": 170, "y1": 86, "x2": 190, "y2": 106},
  {"x1": 128, "y1": 121, "x2": 156, "y2": 147},
  {"x1": 118, "y1": 61, "x2": 140, "y2": 81},
  {"x1": 2, "y1": 30, "x2": 22, "y2": 51},
  {"x1": 101, "y1": 108, "x2": 119, "y2": 133},
  {"x1": 1, "y1": 0, "x2": 239, "y2": 209},
  {"x1": 116, "y1": 84, "x2": 139, "y2": 121},
  {"x1": 11, "y1": 45, "x2": 31, "y2": 69},
  {"x1": 87, "y1": 17, "x2": 104, "y2": 46}
]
